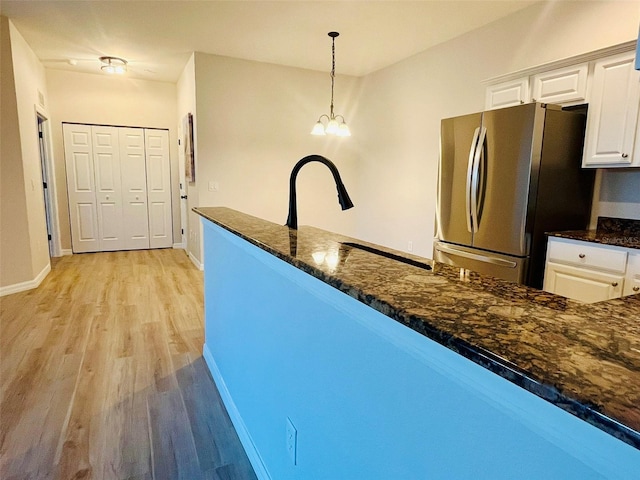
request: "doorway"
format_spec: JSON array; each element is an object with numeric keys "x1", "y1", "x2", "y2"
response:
[{"x1": 37, "y1": 113, "x2": 59, "y2": 257}]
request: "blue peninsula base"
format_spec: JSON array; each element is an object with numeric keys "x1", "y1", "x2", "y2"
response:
[{"x1": 201, "y1": 218, "x2": 639, "y2": 479}]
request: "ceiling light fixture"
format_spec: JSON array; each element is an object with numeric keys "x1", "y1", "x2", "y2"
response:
[
  {"x1": 99, "y1": 56, "x2": 127, "y2": 74},
  {"x1": 311, "y1": 32, "x2": 351, "y2": 137}
]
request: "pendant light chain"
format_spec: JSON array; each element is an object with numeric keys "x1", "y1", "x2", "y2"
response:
[{"x1": 330, "y1": 34, "x2": 336, "y2": 119}]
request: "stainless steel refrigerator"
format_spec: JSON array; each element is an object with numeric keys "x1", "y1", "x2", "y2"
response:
[{"x1": 434, "y1": 103, "x2": 594, "y2": 288}]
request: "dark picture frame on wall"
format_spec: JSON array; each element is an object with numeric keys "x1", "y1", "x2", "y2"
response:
[{"x1": 183, "y1": 113, "x2": 195, "y2": 183}]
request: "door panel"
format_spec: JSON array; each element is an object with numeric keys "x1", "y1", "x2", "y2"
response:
[
  {"x1": 119, "y1": 128, "x2": 150, "y2": 249},
  {"x1": 436, "y1": 113, "x2": 481, "y2": 248},
  {"x1": 64, "y1": 124, "x2": 99, "y2": 253},
  {"x1": 472, "y1": 104, "x2": 538, "y2": 256},
  {"x1": 76, "y1": 203, "x2": 98, "y2": 242},
  {"x1": 92, "y1": 126, "x2": 124, "y2": 251},
  {"x1": 145, "y1": 129, "x2": 173, "y2": 248}
]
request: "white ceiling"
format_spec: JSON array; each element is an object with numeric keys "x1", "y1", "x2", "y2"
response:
[{"x1": 1, "y1": 1, "x2": 538, "y2": 82}]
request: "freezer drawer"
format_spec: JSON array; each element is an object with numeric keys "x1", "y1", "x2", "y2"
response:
[{"x1": 433, "y1": 241, "x2": 527, "y2": 284}]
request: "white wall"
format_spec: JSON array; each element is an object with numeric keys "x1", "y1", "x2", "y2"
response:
[
  {"x1": 598, "y1": 170, "x2": 640, "y2": 220},
  {"x1": 353, "y1": 1, "x2": 640, "y2": 258},
  {"x1": 188, "y1": 53, "x2": 361, "y2": 264},
  {"x1": 45, "y1": 69, "x2": 180, "y2": 251},
  {"x1": 0, "y1": 18, "x2": 51, "y2": 290},
  {"x1": 177, "y1": 54, "x2": 201, "y2": 263},
  {"x1": 1, "y1": 16, "x2": 33, "y2": 289}
]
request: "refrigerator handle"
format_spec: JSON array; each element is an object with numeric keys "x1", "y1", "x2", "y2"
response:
[
  {"x1": 470, "y1": 126, "x2": 487, "y2": 234},
  {"x1": 466, "y1": 127, "x2": 481, "y2": 233},
  {"x1": 435, "y1": 243, "x2": 517, "y2": 268}
]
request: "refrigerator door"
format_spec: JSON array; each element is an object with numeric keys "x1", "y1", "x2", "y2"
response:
[
  {"x1": 433, "y1": 241, "x2": 527, "y2": 284},
  {"x1": 436, "y1": 113, "x2": 482, "y2": 247},
  {"x1": 471, "y1": 103, "x2": 542, "y2": 256}
]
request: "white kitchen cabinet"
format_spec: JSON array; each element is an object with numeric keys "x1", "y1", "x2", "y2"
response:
[
  {"x1": 544, "y1": 262, "x2": 624, "y2": 303},
  {"x1": 485, "y1": 78, "x2": 528, "y2": 110},
  {"x1": 543, "y1": 237, "x2": 636, "y2": 303},
  {"x1": 582, "y1": 52, "x2": 640, "y2": 168},
  {"x1": 625, "y1": 252, "x2": 640, "y2": 296},
  {"x1": 530, "y1": 64, "x2": 588, "y2": 105}
]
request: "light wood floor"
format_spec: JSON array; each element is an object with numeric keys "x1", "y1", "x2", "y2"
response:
[{"x1": 0, "y1": 249, "x2": 257, "y2": 480}]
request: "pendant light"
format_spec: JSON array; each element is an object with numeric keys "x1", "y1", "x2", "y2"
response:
[{"x1": 311, "y1": 32, "x2": 351, "y2": 137}]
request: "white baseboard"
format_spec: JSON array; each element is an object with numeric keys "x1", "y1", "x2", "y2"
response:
[
  {"x1": 203, "y1": 345, "x2": 271, "y2": 480},
  {"x1": 188, "y1": 251, "x2": 203, "y2": 271},
  {"x1": 173, "y1": 242, "x2": 185, "y2": 250},
  {"x1": 61, "y1": 249, "x2": 73, "y2": 256},
  {"x1": 0, "y1": 262, "x2": 51, "y2": 297}
]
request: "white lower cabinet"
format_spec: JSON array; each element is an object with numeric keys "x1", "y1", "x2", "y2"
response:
[
  {"x1": 544, "y1": 237, "x2": 638, "y2": 303},
  {"x1": 544, "y1": 262, "x2": 624, "y2": 303}
]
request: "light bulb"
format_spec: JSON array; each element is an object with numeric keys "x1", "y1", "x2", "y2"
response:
[
  {"x1": 311, "y1": 122, "x2": 326, "y2": 135},
  {"x1": 337, "y1": 122, "x2": 351, "y2": 137},
  {"x1": 326, "y1": 118, "x2": 339, "y2": 135}
]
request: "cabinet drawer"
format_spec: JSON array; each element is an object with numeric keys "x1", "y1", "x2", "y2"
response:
[{"x1": 547, "y1": 238, "x2": 627, "y2": 273}]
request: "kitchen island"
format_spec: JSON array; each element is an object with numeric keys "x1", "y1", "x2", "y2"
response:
[{"x1": 195, "y1": 207, "x2": 640, "y2": 479}]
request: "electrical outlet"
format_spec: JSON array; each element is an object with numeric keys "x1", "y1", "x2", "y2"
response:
[
  {"x1": 286, "y1": 417, "x2": 297, "y2": 465},
  {"x1": 407, "y1": 241, "x2": 413, "y2": 252}
]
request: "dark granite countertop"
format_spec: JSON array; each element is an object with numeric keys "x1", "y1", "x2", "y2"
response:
[
  {"x1": 549, "y1": 217, "x2": 640, "y2": 249},
  {"x1": 194, "y1": 207, "x2": 640, "y2": 450}
]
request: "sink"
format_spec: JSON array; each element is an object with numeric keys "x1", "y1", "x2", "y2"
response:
[{"x1": 341, "y1": 242, "x2": 432, "y2": 271}]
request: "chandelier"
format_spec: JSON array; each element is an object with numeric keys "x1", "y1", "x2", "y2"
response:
[{"x1": 311, "y1": 32, "x2": 351, "y2": 137}]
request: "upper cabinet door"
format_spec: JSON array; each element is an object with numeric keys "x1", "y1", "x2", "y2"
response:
[
  {"x1": 531, "y1": 64, "x2": 587, "y2": 105},
  {"x1": 583, "y1": 52, "x2": 640, "y2": 168},
  {"x1": 485, "y1": 78, "x2": 529, "y2": 110}
]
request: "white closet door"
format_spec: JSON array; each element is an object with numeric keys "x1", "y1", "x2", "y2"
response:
[
  {"x1": 63, "y1": 124, "x2": 99, "y2": 253},
  {"x1": 145, "y1": 129, "x2": 173, "y2": 248},
  {"x1": 119, "y1": 128, "x2": 150, "y2": 250},
  {"x1": 92, "y1": 126, "x2": 124, "y2": 251}
]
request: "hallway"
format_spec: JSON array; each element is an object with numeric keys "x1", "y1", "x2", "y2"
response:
[{"x1": 1, "y1": 249, "x2": 256, "y2": 480}]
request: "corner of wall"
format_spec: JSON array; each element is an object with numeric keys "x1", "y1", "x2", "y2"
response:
[{"x1": 0, "y1": 15, "x2": 36, "y2": 289}]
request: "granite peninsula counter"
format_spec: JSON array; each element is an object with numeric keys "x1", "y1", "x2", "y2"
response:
[{"x1": 195, "y1": 206, "x2": 640, "y2": 479}]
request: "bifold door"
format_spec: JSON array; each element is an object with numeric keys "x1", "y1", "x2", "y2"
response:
[{"x1": 64, "y1": 124, "x2": 172, "y2": 253}]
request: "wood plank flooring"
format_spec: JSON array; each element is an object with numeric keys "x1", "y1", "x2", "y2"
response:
[{"x1": 0, "y1": 249, "x2": 257, "y2": 480}]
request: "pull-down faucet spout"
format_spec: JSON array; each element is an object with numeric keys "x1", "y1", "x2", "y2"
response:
[{"x1": 286, "y1": 155, "x2": 354, "y2": 230}]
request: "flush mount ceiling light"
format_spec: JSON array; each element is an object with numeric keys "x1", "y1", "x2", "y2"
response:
[
  {"x1": 311, "y1": 32, "x2": 351, "y2": 137},
  {"x1": 99, "y1": 56, "x2": 127, "y2": 74}
]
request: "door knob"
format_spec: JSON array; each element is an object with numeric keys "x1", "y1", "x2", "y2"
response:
[
  {"x1": 633, "y1": 286, "x2": 639, "y2": 292},
  {"x1": 611, "y1": 282, "x2": 618, "y2": 287},
  {"x1": 578, "y1": 253, "x2": 585, "y2": 259}
]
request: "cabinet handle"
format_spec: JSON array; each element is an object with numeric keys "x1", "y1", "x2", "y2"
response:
[
  {"x1": 578, "y1": 253, "x2": 585, "y2": 259},
  {"x1": 621, "y1": 153, "x2": 629, "y2": 158},
  {"x1": 611, "y1": 282, "x2": 618, "y2": 287},
  {"x1": 633, "y1": 286, "x2": 640, "y2": 292}
]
